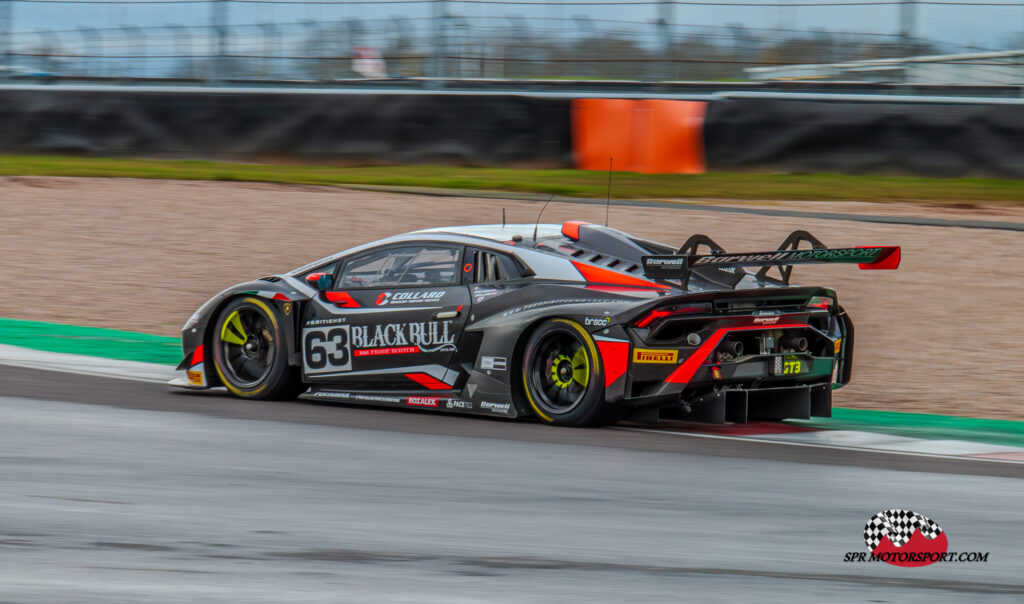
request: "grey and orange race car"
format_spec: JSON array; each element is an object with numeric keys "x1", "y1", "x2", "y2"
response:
[{"x1": 171, "y1": 222, "x2": 899, "y2": 427}]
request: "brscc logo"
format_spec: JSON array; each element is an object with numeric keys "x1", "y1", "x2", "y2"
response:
[{"x1": 863, "y1": 509, "x2": 947, "y2": 567}]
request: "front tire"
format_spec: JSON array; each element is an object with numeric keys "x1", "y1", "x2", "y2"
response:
[
  {"x1": 211, "y1": 297, "x2": 300, "y2": 400},
  {"x1": 520, "y1": 318, "x2": 614, "y2": 427}
]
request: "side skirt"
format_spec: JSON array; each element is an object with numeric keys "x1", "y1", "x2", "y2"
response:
[{"x1": 299, "y1": 386, "x2": 518, "y2": 419}]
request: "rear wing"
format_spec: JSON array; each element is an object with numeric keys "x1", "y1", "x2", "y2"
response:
[{"x1": 641, "y1": 230, "x2": 900, "y2": 287}]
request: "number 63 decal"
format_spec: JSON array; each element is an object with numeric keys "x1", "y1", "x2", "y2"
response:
[{"x1": 303, "y1": 326, "x2": 352, "y2": 373}]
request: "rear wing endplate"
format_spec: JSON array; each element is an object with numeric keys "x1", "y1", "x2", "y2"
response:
[{"x1": 641, "y1": 230, "x2": 900, "y2": 286}]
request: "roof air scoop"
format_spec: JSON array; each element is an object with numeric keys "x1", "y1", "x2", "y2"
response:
[{"x1": 561, "y1": 221, "x2": 590, "y2": 241}]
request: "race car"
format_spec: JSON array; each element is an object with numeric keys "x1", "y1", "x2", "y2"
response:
[{"x1": 171, "y1": 221, "x2": 899, "y2": 427}]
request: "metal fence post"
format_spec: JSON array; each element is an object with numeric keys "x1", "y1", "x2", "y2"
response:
[
  {"x1": 210, "y1": 0, "x2": 228, "y2": 85},
  {"x1": 658, "y1": 0, "x2": 673, "y2": 81},
  {"x1": 166, "y1": 25, "x2": 191, "y2": 79},
  {"x1": 899, "y1": 0, "x2": 916, "y2": 84},
  {"x1": 899, "y1": 0, "x2": 915, "y2": 56},
  {"x1": 79, "y1": 27, "x2": 100, "y2": 77},
  {"x1": 259, "y1": 22, "x2": 277, "y2": 80},
  {"x1": 432, "y1": 0, "x2": 447, "y2": 81},
  {"x1": 0, "y1": 0, "x2": 12, "y2": 80}
]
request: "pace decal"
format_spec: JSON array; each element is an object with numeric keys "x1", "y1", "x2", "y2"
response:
[
  {"x1": 376, "y1": 291, "x2": 446, "y2": 306},
  {"x1": 351, "y1": 321, "x2": 456, "y2": 353},
  {"x1": 303, "y1": 326, "x2": 352, "y2": 373},
  {"x1": 405, "y1": 396, "x2": 473, "y2": 410},
  {"x1": 632, "y1": 348, "x2": 678, "y2": 364}
]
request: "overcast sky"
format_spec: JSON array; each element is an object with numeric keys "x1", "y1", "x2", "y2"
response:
[{"x1": 7, "y1": 1, "x2": 1022, "y2": 52}]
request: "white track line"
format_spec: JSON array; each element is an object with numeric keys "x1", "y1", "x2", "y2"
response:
[
  {"x1": 615, "y1": 426, "x2": 1024, "y2": 465},
  {"x1": 3, "y1": 344, "x2": 1021, "y2": 464},
  {"x1": 0, "y1": 344, "x2": 174, "y2": 384}
]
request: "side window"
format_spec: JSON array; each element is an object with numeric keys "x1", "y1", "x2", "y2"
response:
[
  {"x1": 300, "y1": 260, "x2": 339, "y2": 281},
  {"x1": 339, "y1": 246, "x2": 460, "y2": 289},
  {"x1": 470, "y1": 249, "x2": 522, "y2": 283}
]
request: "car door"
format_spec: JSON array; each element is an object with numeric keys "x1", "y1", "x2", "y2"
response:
[{"x1": 302, "y1": 243, "x2": 471, "y2": 391}]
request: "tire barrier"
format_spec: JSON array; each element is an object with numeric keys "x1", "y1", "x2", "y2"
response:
[
  {"x1": 0, "y1": 89, "x2": 573, "y2": 167},
  {"x1": 3, "y1": 87, "x2": 1024, "y2": 178},
  {"x1": 704, "y1": 99, "x2": 1024, "y2": 179}
]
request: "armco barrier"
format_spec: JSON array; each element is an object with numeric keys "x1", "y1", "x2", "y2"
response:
[
  {"x1": 704, "y1": 99, "x2": 1024, "y2": 179},
  {"x1": 0, "y1": 89, "x2": 572, "y2": 166}
]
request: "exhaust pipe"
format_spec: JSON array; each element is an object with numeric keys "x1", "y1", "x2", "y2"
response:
[
  {"x1": 782, "y1": 335, "x2": 809, "y2": 352},
  {"x1": 724, "y1": 337, "x2": 744, "y2": 357}
]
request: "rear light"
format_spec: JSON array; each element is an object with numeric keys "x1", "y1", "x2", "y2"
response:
[
  {"x1": 807, "y1": 296, "x2": 833, "y2": 310},
  {"x1": 634, "y1": 303, "x2": 710, "y2": 328}
]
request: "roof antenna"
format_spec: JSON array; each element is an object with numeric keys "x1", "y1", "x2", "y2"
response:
[
  {"x1": 605, "y1": 157, "x2": 613, "y2": 227},
  {"x1": 533, "y1": 193, "x2": 555, "y2": 241},
  {"x1": 501, "y1": 207, "x2": 506, "y2": 228}
]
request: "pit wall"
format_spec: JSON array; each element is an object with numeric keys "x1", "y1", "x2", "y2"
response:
[{"x1": 3, "y1": 88, "x2": 1023, "y2": 178}]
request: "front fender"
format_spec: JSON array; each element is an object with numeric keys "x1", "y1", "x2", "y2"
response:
[{"x1": 178, "y1": 276, "x2": 315, "y2": 387}]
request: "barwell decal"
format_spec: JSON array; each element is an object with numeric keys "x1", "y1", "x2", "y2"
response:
[
  {"x1": 693, "y1": 248, "x2": 882, "y2": 265},
  {"x1": 645, "y1": 257, "x2": 686, "y2": 267},
  {"x1": 480, "y1": 401, "x2": 512, "y2": 416}
]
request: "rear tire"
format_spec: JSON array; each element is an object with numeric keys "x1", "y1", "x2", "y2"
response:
[
  {"x1": 211, "y1": 297, "x2": 300, "y2": 400},
  {"x1": 520, "y1": 318, "x2": 616, "y2": 427}
]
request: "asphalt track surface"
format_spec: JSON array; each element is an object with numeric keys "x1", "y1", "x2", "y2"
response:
[{"x1": 2, "y1": 364, "x2": 1023, "y2": 603}]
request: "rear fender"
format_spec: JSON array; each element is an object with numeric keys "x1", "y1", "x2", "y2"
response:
[
  {"x1": 464, "y1": 301, "x2": 639, "y2": 408},
  {"x1": 834, "y1": 305, "x2": 855, "y2": 386}
]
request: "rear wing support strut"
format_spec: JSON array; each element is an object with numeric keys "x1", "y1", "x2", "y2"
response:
[{"x1": 754, "y1": 230, "x2": 826, "y2": 285}]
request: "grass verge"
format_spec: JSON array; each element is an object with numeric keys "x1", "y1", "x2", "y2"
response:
[
  {"x1": 795, "y1": 410, "x2": 1024, "y2": 450},
  {"x1": 0, "y1": 318, "x2": 181, "y2": 365},
  {"x1": 4, "y1": 155, "x2": 1024, "y2": 203}
]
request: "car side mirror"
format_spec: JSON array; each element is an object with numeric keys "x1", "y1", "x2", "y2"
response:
[{"x1": 305, "y1": 272, "x2": 334, "y2": 292}]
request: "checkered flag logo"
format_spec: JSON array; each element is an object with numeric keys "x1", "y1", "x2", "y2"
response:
[{"x1": 864, "y1": 509, "x2": 943, "y2": 551}]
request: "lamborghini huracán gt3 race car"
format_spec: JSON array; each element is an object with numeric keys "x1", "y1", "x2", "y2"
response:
[{"x1": 172, "y1": 222, "x2": 899, "y2": 427}]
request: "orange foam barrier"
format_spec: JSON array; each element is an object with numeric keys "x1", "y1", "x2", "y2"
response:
[{"x1": 572, "y1": 98, "x2": 707, "y2": 174}]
